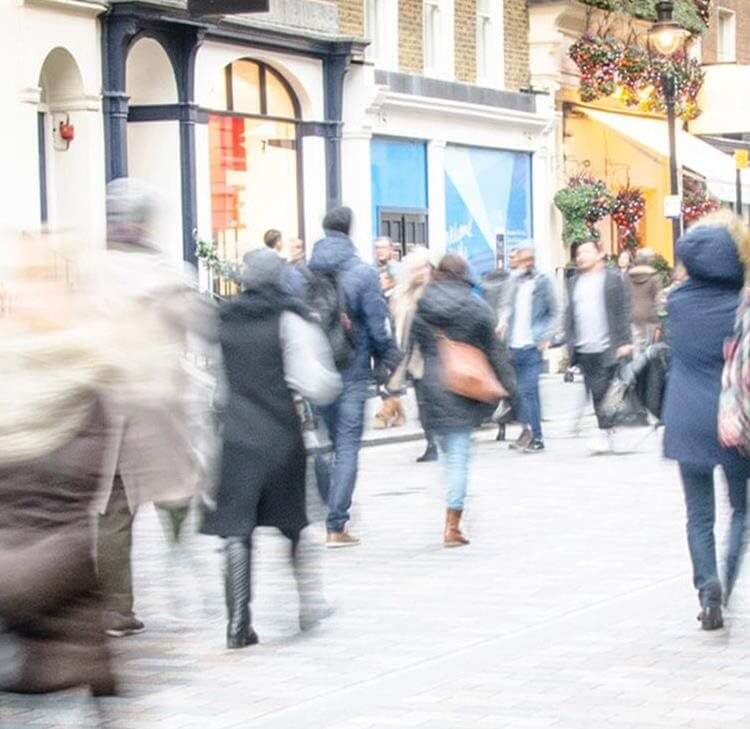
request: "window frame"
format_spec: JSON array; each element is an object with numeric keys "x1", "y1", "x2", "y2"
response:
[
  {"x1": 717, "y1": 8, "x2": 737, "y2": 63},
  {"x1": 365, "y1": 0, "x2": 399, "y2": 71},
  {"x1": 475, "y1": 0, "x2": 503, "y2": 87}
]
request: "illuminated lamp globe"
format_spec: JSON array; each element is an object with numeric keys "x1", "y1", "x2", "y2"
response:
[{"x1": 648, "y1": 1, "x2": 690, "y2": 56}]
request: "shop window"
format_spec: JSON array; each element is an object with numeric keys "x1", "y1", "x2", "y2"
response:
[
  {"x1": 379, "y1": 208, "x2": 429, "y2": 257},
  {"x1": 718, "y1": 9, "x2": 736, "y2": 62},
  {"x1": 476, "y1": 0, "x2": 503, "y2": 87},
  {"x1": 208, "y1": 59, "x2": 302, "y2": 269}
]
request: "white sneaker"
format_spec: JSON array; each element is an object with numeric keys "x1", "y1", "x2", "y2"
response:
[{"x1": 588, "y1": 430, "x2": 614, "y2": 455}]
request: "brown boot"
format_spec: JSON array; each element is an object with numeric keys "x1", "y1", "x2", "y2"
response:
[{"x1": 444, "y1": 508, "x2": 470, "y2": 548}]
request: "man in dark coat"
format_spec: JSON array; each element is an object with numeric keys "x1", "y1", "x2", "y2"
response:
[
  {"x1": 662, "y1": 212, "x2": 750, "y2": 629},
  {"x1": 565, "y1": 239, "x2": 632, "y2": 454},
  {"x1": 201, "y1": 248, "x2": 341, "y2": 648},
  {"x1": 308, "y1": 207, "x2": 401, "y2": 548}
]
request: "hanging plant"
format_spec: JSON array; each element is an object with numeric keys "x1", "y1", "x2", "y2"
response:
[
  {"x1": 693, "y1": 0, "x2": 711, "y2": 25},
  {"x1": 682, "y1": 177, "x2": 720, "y2": 224},
  {"x1": 612, "y1": 187, "x2": 646, "y2": 251},
  {"x1": 195, "y1": 238, "x2": 242, "y2": 281},
  {"x1": 578, "y1": 0, "x2": 708, "y2": 34},
  {"x1": 616, "y1": 44, "x2": 652, "y2": 107},
  {"x1": 569, "y1": 35, "x2": 624, "y2": 102},
  {"x1": 554, "y1": 175, "x2": 614, "y2": 245}
]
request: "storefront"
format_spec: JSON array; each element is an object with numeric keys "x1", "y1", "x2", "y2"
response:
[{"x1": 347, "y1": 64, "x2": 558, "y2": 272}]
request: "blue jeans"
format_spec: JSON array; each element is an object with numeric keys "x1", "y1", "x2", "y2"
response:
[
  {"x1": 438, "y1": 430, "x2": 473, "y2": 510},
  {"x1": 318, "y1": 379, "x2": 368, "y2": 533},
  {"x1": 510, "y1": 346, "x2": 543, "y2": 441},
  {"x1": 679, "y1": 463, "x2": 748, "y2": 608}
]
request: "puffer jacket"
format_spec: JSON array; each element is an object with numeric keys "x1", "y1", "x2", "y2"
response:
[
  {"x1": 413, "y1": 279, "x2": 516, "y2": 433},
  {"x1": 309, "y1": 231, "x2": 401, "y2": 382},
  {"x1": 663, "y1": 220, "x2": 749, "y2": 473},
  {"x1": 628, "y1": 265, "x2": 662, "y2": 324}
]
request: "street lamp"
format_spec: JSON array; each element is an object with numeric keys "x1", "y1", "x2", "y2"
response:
[{"x1": 648, "y1": 0, "x2": 690, "y2": 261}]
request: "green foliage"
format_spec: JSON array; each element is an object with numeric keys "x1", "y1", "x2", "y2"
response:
[
  {"x1": 195, "y1": 238, "x2": 242, "y2": 280},
  {"x1": 652, "y1": 253, "x2": 674, "y2": 287},
  {"x1": 554, "y1": 176, "x2": 613, "y2": 245},
  {"x1": 579, "y1": 0, "x2": 708, "y2": 34}
]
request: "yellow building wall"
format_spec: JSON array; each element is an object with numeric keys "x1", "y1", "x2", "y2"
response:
[{"x1": 563, "y1": 110, "x2": 675, "y2": 264}]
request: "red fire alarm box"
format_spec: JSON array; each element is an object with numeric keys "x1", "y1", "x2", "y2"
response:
[{"x1": 59, "y1": 121, "x2": 75, "y2": 142}]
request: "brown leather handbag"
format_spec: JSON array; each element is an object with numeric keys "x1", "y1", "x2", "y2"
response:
[{"x1": 436, "y1": 333, "x2": 508, "y2": 404}]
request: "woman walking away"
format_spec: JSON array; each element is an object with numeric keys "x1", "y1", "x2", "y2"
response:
[
  {"x1": 663, "y1": 210, "x2": 750, "y2": 631},
  {"x1": 201, "y1": 248, "x2": 341, "y2": 649},
  {"x1": 388, "y1": 247, "x2": 436, "y2": 462},
  {"x1": 414, "y1": 254, "x2": 515, "y2": 547}
]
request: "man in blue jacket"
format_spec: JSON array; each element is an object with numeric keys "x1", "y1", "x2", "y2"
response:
[
  {"x1": 501, "y1": 245, "x2": 557, "y2": 452},
  {"x1": 309, "y1": 207, "x2": 401, "y2": 547}
]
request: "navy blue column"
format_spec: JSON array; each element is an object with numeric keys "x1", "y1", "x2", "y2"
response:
[
  {"x1": 323, "y1": 51, "x2": 351, "y2": 211},
  {"x1": 102, "y1": 15, "x2": 137, "y2": 182}
]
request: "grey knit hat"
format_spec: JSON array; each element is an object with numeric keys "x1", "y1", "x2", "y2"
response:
[{"x1": 240, "y1": 248, "x2": 285, "y2": 289}]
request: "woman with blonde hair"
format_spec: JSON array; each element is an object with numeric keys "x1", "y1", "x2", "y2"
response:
[
  {"x1": 662, "y1": 209, "x2": 750, "y2": 630},
  {"x1": 388, "y1": 247, "x2": 436, "y2": 461}
]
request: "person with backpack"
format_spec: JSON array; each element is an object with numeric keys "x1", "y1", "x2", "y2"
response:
[
  {"x1": 662, "y1": 210, "x2": 750, "y2": 631},
  {"x1": 413, "y1": 254, "x2": 516, "y2": 547},
  {"x1": 308, "y1": 207, "x2": 401, "y2": 548},
  {"x1": 500, "y1": 244, "x2": 557, "y2": 453}
]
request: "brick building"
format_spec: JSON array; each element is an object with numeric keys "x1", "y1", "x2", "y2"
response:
[{"x1": 336, "y1": 0, "x2": 559, "y2": 275}]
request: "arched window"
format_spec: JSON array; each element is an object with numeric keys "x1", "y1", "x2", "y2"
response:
[{"x1": 208, "y1": 59, "x2": 303, "y2": 266}]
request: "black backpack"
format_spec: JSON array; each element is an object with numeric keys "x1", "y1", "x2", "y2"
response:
[{"x1": 306, "y1": 271, "x2": 355, "y2": 370}]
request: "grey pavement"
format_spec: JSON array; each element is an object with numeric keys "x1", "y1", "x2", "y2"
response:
[{"x1": 3, "y1": 378, "x2": 750, "y2": 729}]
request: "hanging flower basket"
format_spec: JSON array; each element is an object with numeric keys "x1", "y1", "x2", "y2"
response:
[
  {"x1": 611, "y1": 187, "x2": 646, "y2": 251},
  {"x1": 554, "y1": 175, "x2": 614, "y2": 245},
  {"x1": 682, "y1": 177, "x2": 720, "y2": 224},
  {"x1": 569, "y1": 35, "x2": 624, "y2": 103}
]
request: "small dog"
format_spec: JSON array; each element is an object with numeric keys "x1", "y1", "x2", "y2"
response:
[{"x1": 374, "y1": 396, "x2": 406, "y2": 429}]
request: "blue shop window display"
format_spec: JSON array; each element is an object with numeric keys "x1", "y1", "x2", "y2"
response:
[
  {"x1": 371, "y1": 137, "x2": 428, "y2": 249},
  {"x1": 445, "y1": 144, "x2": 533, "y2": 277}
]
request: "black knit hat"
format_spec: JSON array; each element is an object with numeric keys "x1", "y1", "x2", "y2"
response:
[{"x1": 322, "y1": 206, "x2": 353, "y2": 235}]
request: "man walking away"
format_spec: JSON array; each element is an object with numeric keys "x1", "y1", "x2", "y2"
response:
[
  {"x1": 309, "y1": 208, "x2": 401, "y2": 547},
  {"x1": 565, "y1": 239, "x2": 632, "y2": 454},
  {"x1": 505, "y1": 245, "x2": 557, "y2": 453},
  {"x1": 628, "y1": 248, "x2": 663, "y2": 354}
]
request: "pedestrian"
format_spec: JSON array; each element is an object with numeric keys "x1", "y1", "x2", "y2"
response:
[
  {"x1": 504, "y1": 244, "x2": 557, "y2": 453},
  {"x1": 628, "y1": 248, "x2": 663, "y2": 354},
  {"x1": 374, "y1": 236, "x2": 402, "y2": 281},
  {"x1": 662, "y1": 211, "x2": 750, "y2": 630},
  {"x1": 388, "y1": 246, "x2": 437, "y2": 462},
  {"x1": 94, "y1": 178, "x2": 216, "y2": 638},
  {"x1": 413, "y1": 254, "x2": 516, "y2": 547},
  {"x1": 201, "y1": 248, "x2": 342, "y2": 649},
  {"x1": 564, "y1": 239, "x2": 633, "y2": 454},
  {"x1": 0, "y1": 234, "x2": 118, "y2": 697},
  {"x1": 309, "y1": 208, "x2": 401, "y2": 547},
  {"x1": 617, "y1": 249, "x2": 633, "y2": 279}
]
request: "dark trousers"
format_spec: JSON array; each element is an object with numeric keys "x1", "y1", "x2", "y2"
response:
[
  {"x1": 575, "y1": 351, "x2": 617, "y2": 430},
  {"x1": 679, "y1": 463, "x2": 748, "y2": 608},
  {"x1": 510, "y1": 347, "x2": 544, "y2": 441},
  {"x1": 97, "y1": 476, "x2": 135, "y2": 617},
  {"x1": 413, "y1": 378, "x2": 436, "y2": 449}
]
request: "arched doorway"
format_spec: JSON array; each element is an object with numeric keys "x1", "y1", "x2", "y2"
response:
[
  {"x1": 38, "y1": 47, "x2": 87, "y2": 233},
  {"x1": 206, "y1": 59, "x2": 304, "y2": 264}
]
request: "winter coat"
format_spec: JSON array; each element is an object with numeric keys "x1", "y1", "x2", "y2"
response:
[
  {"x1": 565, "y1": 268, "x2": 632, "y2": 367},
  {"x1": 413, "y1": 279, "x2": 516, "y2": 433},
  {"x1": 505, "y1": 271, "x2": 558, "y2": 346},
  {"x1": 309, "y1": 231, "x2": 401, "y2": 382},
  {"x1": 628, "y1": 265, "x2": 662, "y2": 325},
  {"x1": 387, "y1": 281, "x2": 427, "y2": 390},
  {"x1": 201, "y1": 286, "x2": 341, "y2": 537},
  {"x1": 663, "y1": 223, "x2": 750, "y2": 474}
]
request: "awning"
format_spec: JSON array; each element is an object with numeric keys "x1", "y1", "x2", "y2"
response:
[{"x1": 580, "y1": 107, "x2": 750, "y2": 203}]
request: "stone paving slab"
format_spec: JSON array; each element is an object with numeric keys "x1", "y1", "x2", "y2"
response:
[{"x1": 3, "y1": 379, "x2": 750, "y2": 729}]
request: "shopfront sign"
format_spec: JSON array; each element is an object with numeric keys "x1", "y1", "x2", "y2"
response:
[
  {"x1": 664, "y1": 195, "x2": 682, "y2": 219},
  {"x1": 188, "y1": 0, "x2": 269, "y2": 16}
]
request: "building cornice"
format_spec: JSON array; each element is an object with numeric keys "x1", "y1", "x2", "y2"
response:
[{"x1": 23, "y1": 0, "x2": 108, "y2": 15}]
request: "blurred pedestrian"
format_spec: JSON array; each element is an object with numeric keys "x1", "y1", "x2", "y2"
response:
[
  {"x1": 662, "y1": 211, "x2": 750, "y2": 630},
  {"x1": 564, "y1": 239, "x2": 632, "y2": 454},
  {"x1": 374, "y1": 236, "x2": 402, "y2": 281},
  {"x1": 95, "y1": 178, "x2": 216, "y2": 638},
  {"x1": 628, "y1": 248, "x2": 663, "y2": 354},
  {"x1": 388, "y1": 247, "x2": 436, "y2": 461},
  {"x1": 309, "y1": 208, "x2": 401, "y2": 547},
  {"x1": 504, "y1": 244, "x2": 557, "y2": 453},
  {"x1": 0, "y1": 235, "x2": 118, "y2": 696},
  {"x1": 617, "y1": 249, "x2": 633, "y2": 279},
  {"x1": 201, "y1": 248, "x2": 341, "y2": 649},
  {"x1": 413, "y1": 254, "x2": 515, "y2": 547}
]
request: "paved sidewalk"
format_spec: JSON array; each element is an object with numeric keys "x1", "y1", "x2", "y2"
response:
[{"x1": 3, "y1": 380, "x2": 750, "y2": 729}]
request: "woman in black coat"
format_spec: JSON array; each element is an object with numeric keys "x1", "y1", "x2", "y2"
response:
[
  {"x1": 413, "y1": 254, "x2": 515, "y2": 548},
  {"x1": 201, "y1": 249, "x2": 341, "y2": 648},
  {"x1": 662, "y1": 211, "x2": 750, "y2": 630}
]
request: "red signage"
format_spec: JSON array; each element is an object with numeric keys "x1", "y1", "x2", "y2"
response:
[{"x1": 188, "y1": 0, "x2": 269, "y2": 15}]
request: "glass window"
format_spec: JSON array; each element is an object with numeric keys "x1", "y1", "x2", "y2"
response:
[
  {"x1": 424, "y1": 0, "x2": 441, "y2": 76},
  {"x1": 718, "y1": 9, "x2": 736, "y2": 62},
  {"x1": 229, "y1": 60, "x2": 261, "y2": 114},
  {"x1": 265, "y1": 68, "x2": 297, "y2": 119}
]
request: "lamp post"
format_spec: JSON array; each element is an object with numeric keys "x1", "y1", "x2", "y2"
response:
[{"x1": 648, "y1": 0, "x2": 690, "y2": 262}]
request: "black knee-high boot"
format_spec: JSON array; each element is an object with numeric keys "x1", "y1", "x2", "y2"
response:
[{"x1": 224, "y1": 537, "x2": 258, "y2": 649}]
